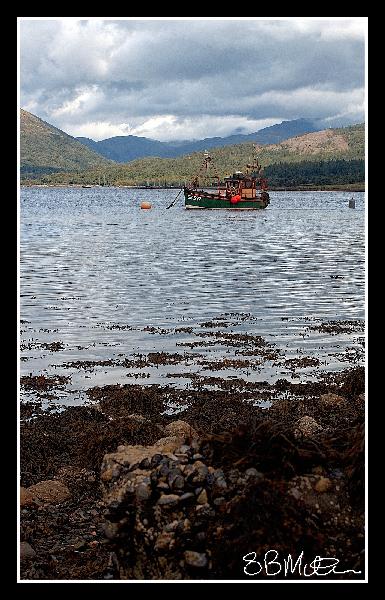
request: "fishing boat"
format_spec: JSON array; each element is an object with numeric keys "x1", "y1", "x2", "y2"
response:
[{"x1": 184, "y1": 151, "x2": 270, "y2": 210}]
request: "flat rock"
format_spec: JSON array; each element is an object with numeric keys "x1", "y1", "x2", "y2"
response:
[{"x1": 26, "y1": 480, "x2": 71, "y2": 504}]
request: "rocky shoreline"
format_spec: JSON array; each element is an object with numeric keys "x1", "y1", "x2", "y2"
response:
[{"x1": 20, "y1": 366, "x2": 365, "y2": 581}]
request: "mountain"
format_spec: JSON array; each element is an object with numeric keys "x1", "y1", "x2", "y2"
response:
[
  {"x1": 32, "y1": 123, "x2": 364, "y2": 187},
  {"x1": 20, "y1": 109, "x2": 113, "y2": 178},
  {"x1": 76, "y1": 134, "x2": 167, "y2": 162},
  {"x1": 76, "y1": 118, "x2": 321, "y2": 163}
]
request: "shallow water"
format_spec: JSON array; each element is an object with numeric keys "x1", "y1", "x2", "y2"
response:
[{"x1": 20, "y1": 187, "x2": 365, "y2": 406}]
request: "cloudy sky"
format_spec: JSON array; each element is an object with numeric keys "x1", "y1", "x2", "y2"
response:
[{"x1": 19, "y1": 18, "x2": 366, "y2": 142}]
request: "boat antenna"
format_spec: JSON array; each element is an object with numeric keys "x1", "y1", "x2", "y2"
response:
[{"x1": 190, "y1": 151, "x2": 220, "y2": 188}]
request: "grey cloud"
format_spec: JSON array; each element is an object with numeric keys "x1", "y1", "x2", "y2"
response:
[{"x1": 20, "y1": 19, "x2": 365, "y2": 139}]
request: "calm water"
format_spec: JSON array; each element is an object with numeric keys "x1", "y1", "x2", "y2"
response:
[{"x1": 20, "y1": 187, "x2": 365, "y2": 406}]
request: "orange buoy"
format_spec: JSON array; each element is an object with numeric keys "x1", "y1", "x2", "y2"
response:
[{"x1": 140, "y1": 201, "x2": 152, "y2": 209}]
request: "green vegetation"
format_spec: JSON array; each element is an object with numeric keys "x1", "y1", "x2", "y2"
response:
[
  {"x1": 21, "y1": 120, "x2": 365, "y2": 188},
  {"x1": 265, "y1": 159, "x2": 364, "y2": 187},
  {"x1": 20, "y1": 109, "x2": 113, "y2": 177}
]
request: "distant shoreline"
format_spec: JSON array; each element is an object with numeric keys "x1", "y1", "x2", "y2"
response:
[{"x1": 20, "y1": 184, "x2": 365, "y2": 192}]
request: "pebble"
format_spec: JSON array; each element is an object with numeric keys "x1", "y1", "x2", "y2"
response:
[
  {"x1": 192, "y1": 454, "x2": 204, "y2": 460},
  {"x1": 294, "y1": 416, "x2": 322, "y2": 438},
  {"x1": 157, "y1": 494, "x2": 180, "y2": 507},
  {"x1": 197, "y1": 489, "x2": 208, "y2": 504},
  {"x1": 180, "y1": 492, "x2": 195, "y2": 503},
  {"x1": 245, "y1": 468, "x2": 263, "y2": 481},
  {"x1": 314, "y1": 477, "x2": 332, "y2": 493},
  {"x1": 135, "y1": 483, "x2": 152, "y2": 501},
  {"x1": 20, "y1": 542, "x2": 36, "y2": 560},
  {"x1": 184, "y1": 550, "x2": 208, "y2": 568}
]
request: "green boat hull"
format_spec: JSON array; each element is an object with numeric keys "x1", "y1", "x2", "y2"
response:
[{"x1": 184, "y1": 190, "x2": 269, "y2": 210}]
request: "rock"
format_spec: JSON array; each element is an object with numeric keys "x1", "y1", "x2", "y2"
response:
[
  {"x1": 20, "y1": 542, "x2": 36, "y2": 560},
  {"x1": 180, "y1": 492, "x2": 195, "y2": 503},
  {"x1": 135, "y1": 483, "x2": 152, "y2": 502},
  {"x1": 126, "y1": 413, "x2": 146, "y2": 423},
  {"x1": 312, "y1": 465, "x2": 324, "y2": 475},
  {"x1": 213, "y1": 497, "x2": 226, "y2": 506},
  {"x1": 294, "y1": 416, "x2": 322, "y2": 439},
  {"x1": 102, "y1": 444, "x2": 179, "y2": 476},
  {"x1": 184, "y1": 550, "x2": 208, "y2": 568},
  {"x1": 189, "y1": 461, "x2": 208, "y2": 484},
  {"x1": 20, "y1": 486, "x2": 35, "y2": 507},
  {"x1": 72, "y1": 539, "x2": 87, "y2": 551},
  {"x1": 289, "y1": 487, "x2": 301, "y2": 500},
  {"x1": 154, "y1": 532, "x2": 175, "y2": 552},
  {"x1": 164, "y1": 420, "x2": 198, "y2": 439},
  {"x1": 245, "y1": 468, "x2": 263, "y2": 481},
  {"x1": 154, "y1": 436, "x2": 185, "y2": 452},
  {"x1": 192, "y1": 453, "x2": 204, "y2": 460},
  {"x1": 314, "y1": 477, "x2": 332, "y2": 493},
  {"x1": 157, "y1": 494, "x2": 180, "y2": 508},
  {"x1": 212, "y1": 476, "x2": 228, "y2": 496},
  {"x1": 197, "y1": 489, "x2": 208, "y2": 504},
  {"x1": 320, "y1": 393, "x2": 346, "y2": 407},
  {"x1": 26, "y1": 480, "x2": 71, "y2": 504},
  {"x1": 103, "y1": 521, "x2": 120, "y2": 540}
]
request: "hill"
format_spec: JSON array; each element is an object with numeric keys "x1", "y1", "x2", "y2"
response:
[
  {"x1": 32, "y1": 123, "x2": 364, "y2": 188},
  {"x1": 20, "y1": 109, "x2": 113, "y2": 178},
  {"x1": 76, "y1": 118, "x2": 321, "y2": 163}
]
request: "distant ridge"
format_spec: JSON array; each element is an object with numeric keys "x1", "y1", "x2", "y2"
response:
[
  {"x1": 20, "y1": 109, "x2": 113, "y2": 177},
  {"x1": 77, "y1": 118, "x2": 322, "y2": 163}
]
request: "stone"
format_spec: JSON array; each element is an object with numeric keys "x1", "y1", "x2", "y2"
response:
[
  {"x1": 312, "y1": 465, "x2": 324, "y2": 475},
  {"x1": 126, "y1": 413, "x2": 146, "y2": 423},
  {"x1": 192, "y1": 454, "x2": 204, "y2": 460},
  {"x1": 197, "y1": 489, "x2": 208, "y2": 504},
  {"x1": 314, "y1": 477, "x2": 332, "y2": 493},
  {"x1": 154, "y1": 436, "x2": 185, "y2": 452},
  {"x1": 213, "y1": 497, "x2": 226, "y2": 506},
  {"x1": 294, "y1": 416, "x2": 322, "y2": 439},
  {"x1": 135, "y1": 483, "x2": 152, "y2": 501},
  {"x1": 154, "y1": 532, "x2": 175, "y2": 552},
  {"x1": 180, "y1": 492, "x2": 195, "y2": 503},
  {"x1": 245, "y1": 468, "x2": 263, "y2": 481},
  {"x1": 164, "y1": 420, "x2": 198, "y2": 439},
  {"x1": 184, "y1": 550, "x2": 208, "y2": 568},
  {"x1": 20, "y1": 486, "x2": 35, "y2": 507},
  {"x1": 320, "y1": 393, "x2": 346, "y2": 407},
  {"x1": 26, "y1": 480, "x2": 71, "y2": 504},
  {"x1": 20, "y1": 542, "x2": 36, "y2": 560},
  {"x1": 102, "y1": 444, "x2": 180, "y2": 478},
  {"x1": 157, "y1": 494, "x2": 180, "y2": 507},
  {"x1": 190, "y1": 461, "x2": 209, "y2": 484},
  {"x1": 289, "y1": 487, "x2": 301, "y2": 500}
]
